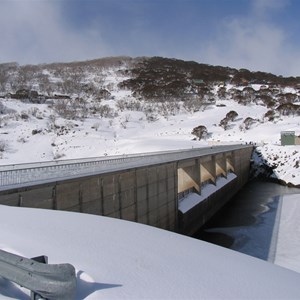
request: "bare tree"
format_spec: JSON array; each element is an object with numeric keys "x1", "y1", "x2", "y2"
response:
[
  {"x1": 54, "y1": 99, "x2": 76, "y2": 119},
  {"x1": 15, "y1": 65, "x2": 36, "y2": 90},
  {"x1": 97, "y1": 104, "x2": 114, "y2": 118}
]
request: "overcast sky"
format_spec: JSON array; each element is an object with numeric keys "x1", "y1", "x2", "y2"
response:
[{"x1": 0, "y1": 0, "x2": 300, "y2": 76}]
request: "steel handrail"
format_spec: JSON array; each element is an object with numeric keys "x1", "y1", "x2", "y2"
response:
[{"x1": 0, "y1": 145, "x2": 252, "y2": 188}]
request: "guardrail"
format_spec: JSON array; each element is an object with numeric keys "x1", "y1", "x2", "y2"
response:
[
  {"x1": 0, "y1": 154, "x2": 143, "y2": 187},
  {"x1": 0, "y1": 145, "x2": 251, "y2": 188},
  {"x1": 0, "y1": 249, "x2": 76, "y2": 300}
]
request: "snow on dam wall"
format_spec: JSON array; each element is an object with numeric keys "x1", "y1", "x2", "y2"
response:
[
  {"x1": 177, "y1": 146, "x2": 253, "y2": 235},
  {"x1": 0, "y1": 146, "x2": 253, "y2": 234}
]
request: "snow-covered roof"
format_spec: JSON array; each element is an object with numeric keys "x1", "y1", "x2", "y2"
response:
[{"x1": 282, "y1": 128, "x2": 300, "y2": 136}]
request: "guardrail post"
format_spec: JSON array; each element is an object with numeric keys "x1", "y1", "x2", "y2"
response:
[{"x1": 30, "y1": 254, "x2": 48, "y2": 300}]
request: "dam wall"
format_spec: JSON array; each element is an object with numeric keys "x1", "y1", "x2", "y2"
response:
[{"x1": 0, "y1": 146, "x2": 253, "y2": 233}]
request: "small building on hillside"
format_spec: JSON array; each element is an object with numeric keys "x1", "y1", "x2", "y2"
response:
[
  {"x1": 192, "y1": 79, "x2": 205, "y2": 85},
  {"x1": 281, "y1": 130, "x2": 300, "y2": 145}
]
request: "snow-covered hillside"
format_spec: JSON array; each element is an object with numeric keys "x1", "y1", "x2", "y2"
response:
[{"x1": 0, "y1": 57, "x2": 299, "y2": 186}]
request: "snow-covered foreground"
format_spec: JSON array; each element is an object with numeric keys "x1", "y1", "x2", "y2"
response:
[{"x1": 1, "y1": 202, "x2": 300, "y2": 299}]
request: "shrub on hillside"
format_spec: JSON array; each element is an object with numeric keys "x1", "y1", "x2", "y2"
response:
[
  {"x1": 264, "y1": 110, "x2": 277, "y2": 122},
  {"x1": 191, "y1": 125, "x2": 208, "y2": 140},
  {"x1": 276, "y1": 103, "x2": 300, "y2": 116},
  {"x1": 243, "y1": 117, "x2": 257, "y2": 130},
  {"x1": 226, "y1": 110, "x2": 238, "y2": 121},
  {"x1": 219, "y1": 110, "x2": 238, "y2": 130}
]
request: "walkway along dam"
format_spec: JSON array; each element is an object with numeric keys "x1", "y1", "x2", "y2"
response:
[{"x1": 0, "y1": 145, "x2": 253, "y2": 235}]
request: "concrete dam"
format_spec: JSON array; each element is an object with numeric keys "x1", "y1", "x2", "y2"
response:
[{"x1": 0, "y1": 145, "x2": 253, "y2": 235}]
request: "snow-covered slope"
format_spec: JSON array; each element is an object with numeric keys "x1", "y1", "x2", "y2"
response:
[{"x1": 0, "y1": 57, "x2": 299, "y2": 185}]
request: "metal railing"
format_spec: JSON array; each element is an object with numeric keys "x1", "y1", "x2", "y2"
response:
[
  {"x1": 0, "y1": 153, "x2": 145, "y2": 187},
  {"x1": 0, "y1": 145, "x2": 252, "y2": 189},
  {"x1": 0, "y1": 249, "x2": 76, "y2": 300}
]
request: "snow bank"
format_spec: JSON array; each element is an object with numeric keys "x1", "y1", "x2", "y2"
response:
[{"x1": 1, "y1": 205, "x2": 300, "y2": 299}]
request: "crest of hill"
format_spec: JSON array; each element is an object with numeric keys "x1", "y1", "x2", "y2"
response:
[{"x1": 1, "y1": 55, "x2": 300, "y2": 88}]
